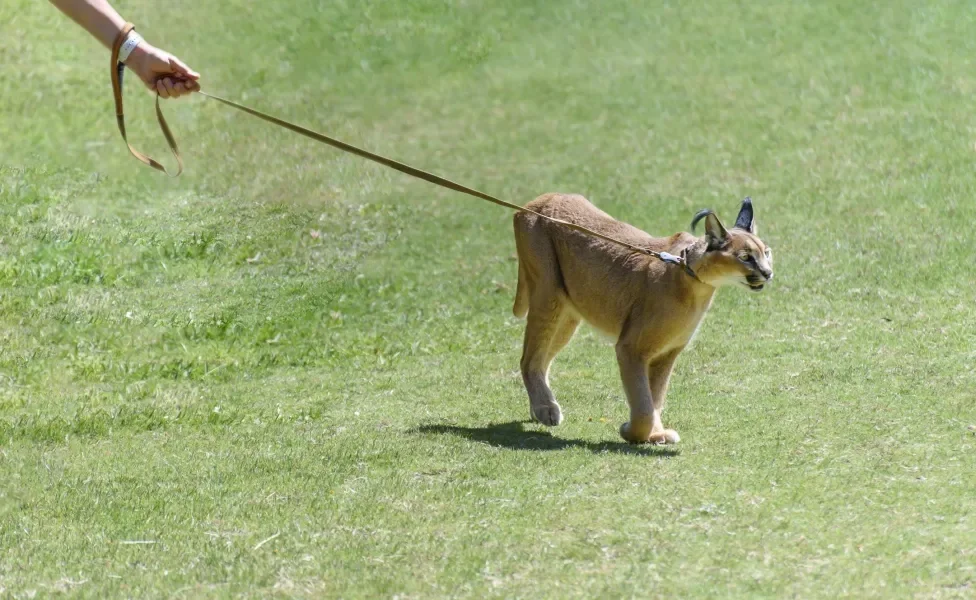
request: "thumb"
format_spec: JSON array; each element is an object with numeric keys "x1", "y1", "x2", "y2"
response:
[{"x1": 167, "y1": 56, "x2": 200, "y2": 80}]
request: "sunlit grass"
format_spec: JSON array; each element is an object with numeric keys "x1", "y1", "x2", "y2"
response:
[{"x1": 2, "y1": 0, "x2": 975, "y2": 597}]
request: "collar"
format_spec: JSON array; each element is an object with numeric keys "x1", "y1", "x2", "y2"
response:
[{"x1": 680, "y1": 248, "x2": 704, "y2": 283}]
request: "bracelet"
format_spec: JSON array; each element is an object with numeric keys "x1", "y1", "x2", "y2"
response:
[{"x1": 117, "y1": 30, "x2": 144, "y2": 64}]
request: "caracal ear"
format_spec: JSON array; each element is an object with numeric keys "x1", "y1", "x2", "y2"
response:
[
  {"x1": 734, "y1": 196, "x2": 757, "y2": 234},
  {"x1": 691, "y1": 208, "x2": 729, "y2": 249}
]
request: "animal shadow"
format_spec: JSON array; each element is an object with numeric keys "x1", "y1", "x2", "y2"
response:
[{"x1": 413, "y1": 420, "x2": 680, "y2": 457}]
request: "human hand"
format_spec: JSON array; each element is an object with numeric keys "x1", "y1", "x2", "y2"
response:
[{"x1": 125, "y1": 42, "x2": 200, "y2": 99}]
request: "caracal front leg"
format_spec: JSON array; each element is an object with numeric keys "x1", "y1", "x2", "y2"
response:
[
  {"x1": 520, "y1": 294, "x2": 578, "y2": 426},
  {"x1": 645, "y1": 349, "x2": 682, "y2": 444},
  {"x1": 615, "y1": 343, "x2": 655, "y2": 443}
]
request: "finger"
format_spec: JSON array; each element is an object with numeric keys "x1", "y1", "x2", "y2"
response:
[
  {"x1": 156, "y1": 79, "x2": 171, "y2": 99},
  {"x1": 173, "y1": 81, "x2": 187, "y2": 97},
  {"x1": 185, "y1": 79, "x2": 201, "y2": 93},
  {"x1": 168, "y1": 56, "x2": 200, "y2": 80},
  {"x1": 162, "y1": 77, "x2": 177, "y2": 99}
]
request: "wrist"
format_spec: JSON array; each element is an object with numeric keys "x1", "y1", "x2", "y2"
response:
[
  {"x1": 123, "y1": 41, "x2": 153, "y2": 78},
  {"x1": 118, "y1": 31, "x2": 146, "y2": 64}
]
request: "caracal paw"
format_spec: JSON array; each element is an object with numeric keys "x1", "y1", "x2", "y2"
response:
[{"x1": 530, "y1": 402, "x2": 563, "y2": 426}]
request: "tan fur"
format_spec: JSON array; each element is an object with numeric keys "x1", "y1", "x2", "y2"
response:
[{"x1": 512, "y1": 193, "x2": 773, "y2": 444}]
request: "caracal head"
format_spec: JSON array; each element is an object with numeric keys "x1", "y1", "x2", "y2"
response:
[{"x1": 689, "y1": 197, "x2": 773, "y2": 291}]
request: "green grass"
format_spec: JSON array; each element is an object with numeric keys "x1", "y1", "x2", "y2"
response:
[{"x1": 2, "y1": 0, "x2": 976, "y2": 597}]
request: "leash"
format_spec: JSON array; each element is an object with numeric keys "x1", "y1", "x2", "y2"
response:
[
  {"x1": 110, "y1": 23, "x2": 183, "y2": 177},
  {"x1": 110, "y1": 24, "x2": 699, "y2": 278}
]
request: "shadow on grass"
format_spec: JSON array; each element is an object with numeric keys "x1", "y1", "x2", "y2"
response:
[{"x1": 413, "y1": 420, "x2": 679, "y2": 457}]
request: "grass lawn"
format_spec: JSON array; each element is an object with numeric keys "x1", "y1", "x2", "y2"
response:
[{"x1": 2, "y1": 0, "x2": 976, "y2": 597}]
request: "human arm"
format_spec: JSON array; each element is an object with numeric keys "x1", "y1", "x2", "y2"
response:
[{"x1": 48, "y1": 0, "x2": 200, "y2": 98}]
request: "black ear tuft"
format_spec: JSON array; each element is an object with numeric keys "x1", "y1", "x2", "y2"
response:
[
  {"x1": 691, "y1": 209, "x2": 713, "y2": 232},
  {"x1": 734, "y1": 197, "x2": 755, "y2": 233}
]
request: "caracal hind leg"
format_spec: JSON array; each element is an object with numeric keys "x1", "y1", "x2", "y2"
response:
[
  {"x1": 521, "y1": 294, "x2": 577, "y2": 426},
  {"x1": 645, "y1": 350, "x2": 682, "y2": 444},
  {"x1": 543, "y1": 312, "x2": 580, "y2": 413}
]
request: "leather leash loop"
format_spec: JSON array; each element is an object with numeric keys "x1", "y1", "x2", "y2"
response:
[{"x1": 110, "y1": 22, "x2": 183, "y2": 176}]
